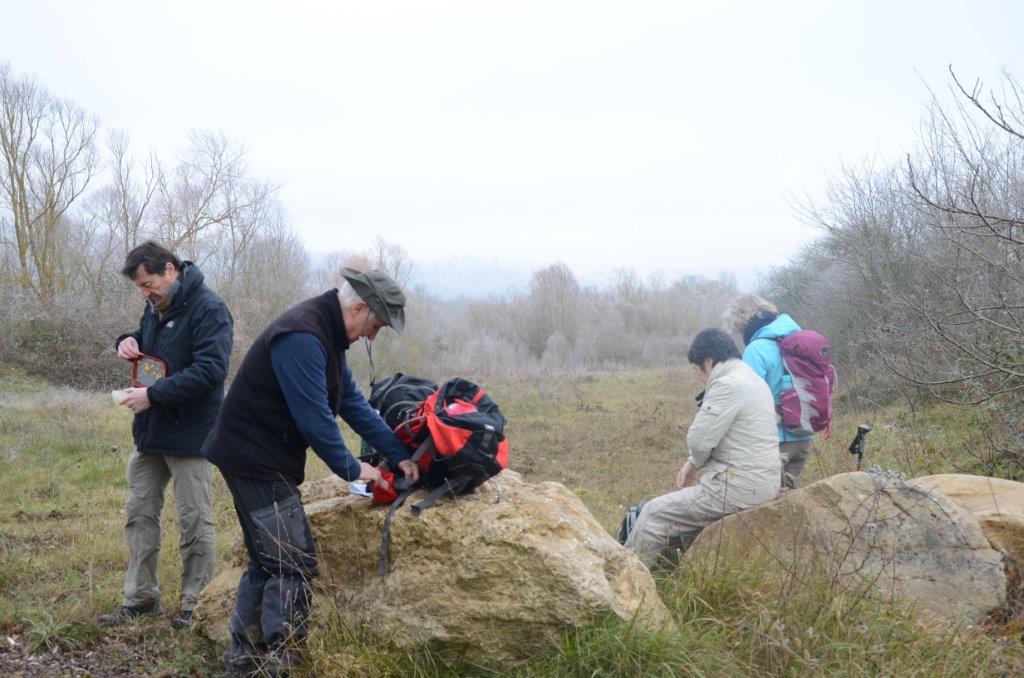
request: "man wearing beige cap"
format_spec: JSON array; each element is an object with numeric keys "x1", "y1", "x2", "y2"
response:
[{"x1": 202, "y1": 269, "x2": 417, "y2": 676}]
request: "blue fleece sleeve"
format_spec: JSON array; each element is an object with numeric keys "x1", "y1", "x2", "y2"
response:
[
  {"x1": 338, "y1": 362, "x2": 412, "y2": 467},
  {"x1": 269, "y1": 332, "x2": 363, "y2": 481}
]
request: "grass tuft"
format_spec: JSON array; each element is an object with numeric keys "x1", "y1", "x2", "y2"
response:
[{"x1": 21, "y1": 608, "x2": 97, "y2": 653}]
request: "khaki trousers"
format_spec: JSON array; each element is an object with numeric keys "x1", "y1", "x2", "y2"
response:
[
  {"x1": 625, "y1": 484, "x2": 741, "y2": 568},
  {"x1": 122, "y1": 450, "x2": 215, "y2": 611},
  {"x1": 780, "y1": 439, "x2": 813, "y2": 489}
]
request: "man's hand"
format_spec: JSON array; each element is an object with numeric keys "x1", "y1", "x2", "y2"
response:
[
  {"x1": 117, "y1": 337, "x2": 141, "y2": 361},
  {"x1": 397, "y1": 459, "x2": 420, "y2": 483},
  {"x1": 358, "y1": 461, "x2": 385, "y2": 488},
  {"x1": 120, "y1": 387, "x2": 151, "y2": 414},
  {"x1": 676, "y1": 459, "x2": 699, "y2": 490}
]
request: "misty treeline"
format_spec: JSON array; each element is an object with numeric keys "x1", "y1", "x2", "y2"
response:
[
  {"x1": 0, "y1": 63, "x2": 737, "y2": 389},
  {"x1": 764, "y1": 67, "x2": 1024, "y2": 474}
]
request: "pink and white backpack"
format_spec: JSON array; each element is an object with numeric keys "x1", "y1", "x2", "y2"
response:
[{"x1": 774, "y1": 330, "x2": 837, "y2": 437}]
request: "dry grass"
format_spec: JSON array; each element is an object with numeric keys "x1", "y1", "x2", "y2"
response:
[{"x1": 0, "y1": 365, "x2": 1019, "y2": 675}]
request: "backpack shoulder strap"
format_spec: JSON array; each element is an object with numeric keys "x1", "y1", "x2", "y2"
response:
[
  {"x1": 410, "y1": 436, "x2": 435, "y2": 465},
  {"x1": 377, "y1": 483, "x2": 417, "y2": 576}
]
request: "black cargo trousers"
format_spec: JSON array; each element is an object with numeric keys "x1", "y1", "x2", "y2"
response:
[{"x1": 221, "y1": 473, "x2": 319, "y2": 658}]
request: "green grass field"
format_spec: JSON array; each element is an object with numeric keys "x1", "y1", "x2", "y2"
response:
[{"x1": 0, "y1": 366, "x2": 1020, "y2": 675}]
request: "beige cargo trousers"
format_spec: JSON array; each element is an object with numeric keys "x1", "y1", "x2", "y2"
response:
[
  {"x1": 122, "y1": 449, "x2": 215, "y2": 611},
  {"x1": 624, "y1": 484, "x2": 741, "y2": 568}
]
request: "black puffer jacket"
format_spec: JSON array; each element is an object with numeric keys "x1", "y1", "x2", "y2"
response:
[{"x1": 115, "y1": 262, "x2": 234, "y2": 456}]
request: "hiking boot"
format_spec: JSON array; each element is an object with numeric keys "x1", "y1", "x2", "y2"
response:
[
  {"x1": 224, "y1": 653, "x2": 260, "y2": 678},
  {"x1": 261, "y1": 648, "x2": 301, "y2": 677},
  {"x1": 170, "y1": 609, "x2": 194, "y2": 630},
  {"x1": 98, "y1": 601, "x2": 163, "y2": 626},
  {"x1": 223, "y1": 635, "x2": 264, "y2": 678}
]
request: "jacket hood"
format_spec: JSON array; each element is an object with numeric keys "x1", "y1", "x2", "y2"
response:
[
  {"x1": 165, "y1": 261, "x2": 204, "y2": 310},
  {"x1": 751, "y1": 313, "x2": 801, "y2": 341}
]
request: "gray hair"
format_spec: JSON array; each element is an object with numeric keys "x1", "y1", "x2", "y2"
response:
[
  {"x1": 337, "y1": 281, "x2": 376, "y2": 322},
  {"x1": 337, "y1": 281, "x2": 363, "y2": 310},
  {"x1": 723, "y1": 294, "x2": 778, "y2": 336}
]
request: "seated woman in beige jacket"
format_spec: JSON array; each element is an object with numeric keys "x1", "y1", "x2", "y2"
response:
[{"x1": 626, "y1": 328, "x2": 781, "y2": 567}]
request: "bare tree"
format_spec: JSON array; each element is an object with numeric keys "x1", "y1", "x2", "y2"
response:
[
  {"x1": 369, "y1": 236, "x2": 418, "y2": 286},
  {"x1": 0, "y1": 63, "x2": 99, "y2": 309},
  {"x1": 313, "y1": 238, "x2": 418, "y2": 291},
  {"x1": 152, "y1": 131, "x2": 259, "y2": 258},
  {"x1": 206, "y1": 178, "x2": 280, "y2": 291},
  {"x1": 106, "y1": 130, "x2": 159, "y2": 256},
  {"x1": 70, "y1": 131, "x2": 161, "y2": 312},
  {"x1": 893, "y1": 68, "x2": 1024, "y2": 406},
  {"x1": 525, "y1": 263, "x2": 582, "y2": 359}
]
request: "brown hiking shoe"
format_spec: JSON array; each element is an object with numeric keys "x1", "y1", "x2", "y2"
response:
[
  {"x1": 170, "y1": 609, "x2": 194, "y2": 630},
  {"x1": 99, "y1": 601, "x2": 163, "y2": 626}
]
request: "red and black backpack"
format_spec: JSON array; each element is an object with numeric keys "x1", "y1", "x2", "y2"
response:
[{"x1": 363, "y1": 374, "x2": 511, "y2": 572}]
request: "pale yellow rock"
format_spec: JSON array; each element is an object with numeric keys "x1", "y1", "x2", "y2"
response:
[
  {"x1": 688, "y1": 470, "x2": 1006, "y2": 624},
  {"x1": 299, "y1": 474, "x2": 349, "y2": 504},
  {"x1": 196, "y1": 471, "x2": 672, "y2": 662},
  {"x1": 912, "y1": 473, "x2": 1024, "y2": 563},
  {"x1": 193, "y1": 565, "x2": 245, "y2": 645}
]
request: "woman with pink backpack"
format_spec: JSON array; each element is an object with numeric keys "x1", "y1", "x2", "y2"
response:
[{"x1": 724, "y1": 295, "x2": 836, "y2": 489}]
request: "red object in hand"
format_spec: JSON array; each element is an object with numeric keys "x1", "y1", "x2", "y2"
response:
[
  {"x1": 131, "y1": 354, "x2": 169, "y2": 387},
  {"x1": 372, "y1": 468, "x2": 398, "y2": 505}
]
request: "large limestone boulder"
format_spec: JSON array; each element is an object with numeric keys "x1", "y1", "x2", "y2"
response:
[
  {"x1": 688, "y1": 469, "x2": 1006, "y2": 624},
  {"x1": 912, "y1": 473, "x2": 1024, "y2": 563},
  {"x1": 195, "y1": 471, "x2": 672, "y2": 662}
]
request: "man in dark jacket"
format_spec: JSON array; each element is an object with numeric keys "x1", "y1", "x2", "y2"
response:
[
  {"x1": 100, "y1": 241, "x2": 233, "y2": 630},
  {"x1": 202, "y1": 268, "x2": 418, "y2": 676}
]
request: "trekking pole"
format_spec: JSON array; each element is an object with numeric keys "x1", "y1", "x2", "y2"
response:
[{"x1": 848, "y1": 424, "x2": 872, "y2": 470}]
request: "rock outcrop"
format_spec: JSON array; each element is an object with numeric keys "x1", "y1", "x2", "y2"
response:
[
  {"x1": 687, "y1": 469, "x2": 1006, "y2": 623},
  {"x1": 912, "y1": 473, "x2": 1024, "y2": 563},
  {"x1": 195, "y1": 471, "x2": 672, "y2": 661}
]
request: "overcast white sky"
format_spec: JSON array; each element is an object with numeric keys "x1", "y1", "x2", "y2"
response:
[{"x1": 3, "y1": 0, "x2": 1023, "y2": 284}]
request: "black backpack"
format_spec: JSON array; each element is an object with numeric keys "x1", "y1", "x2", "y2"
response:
[
  {"x1": 360, "y1": 373, "x2": 438, "y2": 465},
  {"x1": 616, "y1": 502, "x2": 645, "y2": 545},
  {"x1": 368, "y1": 372, "x2": 438, "y2": 431}
]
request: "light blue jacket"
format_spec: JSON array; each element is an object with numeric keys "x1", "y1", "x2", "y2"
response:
[{"x1": 742, "y1": 313, "x2": 815, "y2": 443}]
